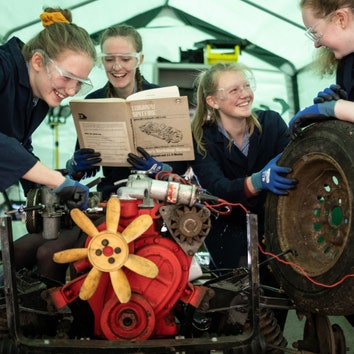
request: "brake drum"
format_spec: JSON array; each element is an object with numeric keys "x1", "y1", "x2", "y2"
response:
[{"x1": 265, "y1": 120, "x2": 354, "y2": 315}]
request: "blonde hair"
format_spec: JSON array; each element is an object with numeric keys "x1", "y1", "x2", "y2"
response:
[
  {"x1": 299, "y1": 0, "x2": 354, "y2": 76},
  {"x1": 22, "y1": 7, "x2": 96, "y2": 62},
  {"x1": 191, "y1": 62, "x2": 261, "y2": 157},
  {"x1": 299, "y1": 0, "x2": 354, "y2": 17},
  {"x1": 313, "y1": 47, "x2": 339, "y2": 77}
]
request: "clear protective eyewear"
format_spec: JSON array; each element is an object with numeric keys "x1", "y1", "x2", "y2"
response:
[
  {"x1": 305, "y1": 22, "x2": 323, "y2": 45},
  {"x1": 100, "y1": 52, "x2": 142, "y2": 71},
  {"x1": 46, "y1": 58, "x2": 93, "y2": 96},
  {"x1": 304, "y1": 8, "x2": 346, "y2": 45},
  {"x1": 216, "y1": 77, "x2": 256, "y2": 100}
]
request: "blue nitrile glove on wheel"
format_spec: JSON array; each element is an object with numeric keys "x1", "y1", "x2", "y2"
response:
[
  {"x1": 127, "y1": 146, "x2": 172, "y2": 176},
  {"x1": 66, "y1": 148, "x2": 101, "y2": 178},
  {"x1": 288, "y1": 100, "x2": 337, "y2": 130},
  {"x1": 313, "y1": 84, "x2": 348, "y2": 104},
  {"x1": 251, "y1": 153, "x2": 296, "y2": 195},
  {"x1": 53, "y1": 175, "x2": 89, "y2": 210}
]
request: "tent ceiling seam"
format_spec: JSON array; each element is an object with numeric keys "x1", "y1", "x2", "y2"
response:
[{"x1": 240, "y1": 0, "x2": 305, "y2": 30}]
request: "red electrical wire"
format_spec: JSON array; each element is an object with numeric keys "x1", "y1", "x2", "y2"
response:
[
  {"x1": 155, "y1": 172, "x2": 354, "y2": 289},
  {"x1": 203, "y1": 199, "x2": 249, "y2": 215},
  {"x1": 258, "y1": 243, "x2": 354, "y2": 288}
]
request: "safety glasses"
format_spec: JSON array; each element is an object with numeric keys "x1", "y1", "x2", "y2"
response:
[
  {"x1": 305, "y1": 22, "x2": 323, "y2": 45},
  {"x1": 46, "y1": 58, "x2": 93, "y2": 96},
  {"x1": 36, "y1": 49, "x2": 93, "y2": 96},
  {"x1": 216, "y1": 77, "x2": 256, "y2": 101},
  {"x1": 100, "y1": 52, "x2": 142, "y2": 71},
  {"x1": 304, "y1": 8, "x2": 354, "y2": 46}
]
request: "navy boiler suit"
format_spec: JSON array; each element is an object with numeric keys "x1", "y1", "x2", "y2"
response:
[
  {"x1": 190, "y1": 110, "x2": 290, "y2": 269},
  {"x1": 0, "y1": 37, "x2": 49, "y2": 193}
]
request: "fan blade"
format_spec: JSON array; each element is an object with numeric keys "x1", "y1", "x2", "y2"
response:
[
  {"x1": 70, "y1": 209, "x2": 100, "y2": 237},
  {"x1": 106, "y1": 196, "x2": 120, "y2": 232},
  {"x1": 110, "y1": 268, "x2": 131, "y2": 303},
  {"x1": 122, "y1": 214, "x2": 153, "y2": 243},
  {"x1": 53, "y1": 248, "x2": 88, "y2": 263},
  {"x1": 125, "y1": 254, "x2": 159, "y2": 278},
  {"x1": 79, "y1": 267, "x2": 102, "y2": 300}
]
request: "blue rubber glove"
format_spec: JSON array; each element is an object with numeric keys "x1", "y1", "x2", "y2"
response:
[
  {"x1": 66, "y1": 148, "x2": 101, "y2": 177},
  {"x1": 251, "y1": 153, "x2": 296, "y2": 195},
  {"x1": 288, "y1": 100, "x2": 336, "y2": 130},
  {"x1": 313, "y1": 84, "x2": 348, "y2": 104},
  {"x1": 127, "y1": 146, "x2": 172, "y2": 176},
  {"x1": 53, "y1": 175, "x2": 89, "y2": 210}
]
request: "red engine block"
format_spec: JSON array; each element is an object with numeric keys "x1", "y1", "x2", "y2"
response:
[{"x1": 49, "y1": 199, "x2": 208, "y2": 341}]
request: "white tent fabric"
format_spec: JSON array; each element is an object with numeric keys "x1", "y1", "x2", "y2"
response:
[
  {"x1": 0, "y1": 0, "x2": 334, "y2": 180},
  {"x1": 0, "y1": 0, "x2": 314, "y2": 71}
]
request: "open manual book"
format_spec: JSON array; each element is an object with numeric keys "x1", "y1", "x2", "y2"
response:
[{"x1": 69, "y1": 86, "x2": 194, "y2": 167}]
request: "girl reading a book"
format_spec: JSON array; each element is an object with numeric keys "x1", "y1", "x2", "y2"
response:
[{"x1": 67, "y1": 24, "x2": 185, "y2": 199}]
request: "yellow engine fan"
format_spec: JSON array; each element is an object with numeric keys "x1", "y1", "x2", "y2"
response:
[{"x1": 53, "y1": 196, "x2": 159, "y2": 303}]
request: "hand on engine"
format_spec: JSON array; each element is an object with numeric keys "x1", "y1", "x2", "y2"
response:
[
  {"x1": 53, "y1": 175, "x2": 89, "y2": 210},
  {"x1": 251, "y1": 153, "x2": 296, "y2": 195},
  {"x1": 127, "y1": 146, "x2": 172, "y2": 176},
  {"x1": 66, "y1": 148, "x2": 101, "y2": 178}
]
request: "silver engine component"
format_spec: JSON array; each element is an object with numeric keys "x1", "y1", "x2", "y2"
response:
[{"x1": 116, "y1": 174, "x2": 199, "y2": 206}]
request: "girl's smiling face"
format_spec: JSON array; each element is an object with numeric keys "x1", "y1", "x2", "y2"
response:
[
  {"x1": 302, "y1": 6, "x2": 354, "y2": 59},
  {"x1": 101, "y1": 36, "x2": 144, "y2": 97},
  {"x1": 210, "y1": 70, "x2": 254, "y2": 120},
  {"x1": 31, "y1": 49, "x2": 94, "y2": 106}
]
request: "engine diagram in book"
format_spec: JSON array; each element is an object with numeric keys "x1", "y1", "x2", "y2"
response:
[{"x1": 139, "y1": 122, "x2": 183, "y2": 143}]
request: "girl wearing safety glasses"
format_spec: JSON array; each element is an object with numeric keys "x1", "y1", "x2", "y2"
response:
[
  {"x1": 290, "y1": 1, "x2": 354, "y2": 125},
  {"x1": 189, "y1": 62, "x2": 295, "y2": 334},
  {"x1": 191, "y1": 62, "x2": 295, "y2": 271},
  {"x1": 0, "y1": 7, "x2": 96, "y2": 203},
  {"x1": 66, "y1": 24, "x2": 186, "y2": 200},
  {"x1": 96, "y1": 24, "x2": 153, "y2": 99},
  {"x1": 3, "y1": 7, "x2": 96, "y2": 283}
]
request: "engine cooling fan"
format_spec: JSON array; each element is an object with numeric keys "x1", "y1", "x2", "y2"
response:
[{"x1": 53, "y1": 196, "x2": 159, "y2": 303}]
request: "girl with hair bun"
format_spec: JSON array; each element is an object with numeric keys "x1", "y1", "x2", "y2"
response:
[
  {"x1": 0, "y1": 6, "x2": 96, "y2": 204},
  {"x1": 0, "y1": 7, "x2": 96, "y2": 283}
]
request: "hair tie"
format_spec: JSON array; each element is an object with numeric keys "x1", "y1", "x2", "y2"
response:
[{"x1": 40, "y1": 12, "x2": 70, "y2": 27}]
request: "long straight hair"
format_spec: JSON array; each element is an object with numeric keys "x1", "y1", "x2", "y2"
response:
[{"x1": 191, "y1": 62, "x2": 262, "y2": 157}]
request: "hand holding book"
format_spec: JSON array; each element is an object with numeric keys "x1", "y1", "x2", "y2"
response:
[
  {"x1": 70, "y1": 86, "x2": 194, "y2": 167},
  {"x1": 127, "y1": 146, "x2": 172, "y2": 176}
]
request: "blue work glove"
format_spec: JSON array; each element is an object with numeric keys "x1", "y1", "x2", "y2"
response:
[
  {"x1": 313, "y1": 84, "x2": 348, "y2": 104},
  {"x1": 251, "y1": 153, "x2": 296, "y2": 195},
  {"x1": 127, "y1": 146, "x2": 172, "y2": 176},
  {"x1": 53, "y1": 175, "x2": 89, "y2": 210},
  {"x1": 288, "y1": 101, "x2": 337, "y2": 130},
  {"x1": 66, "y1": 148, "x2": 101, "y2": 178}
]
